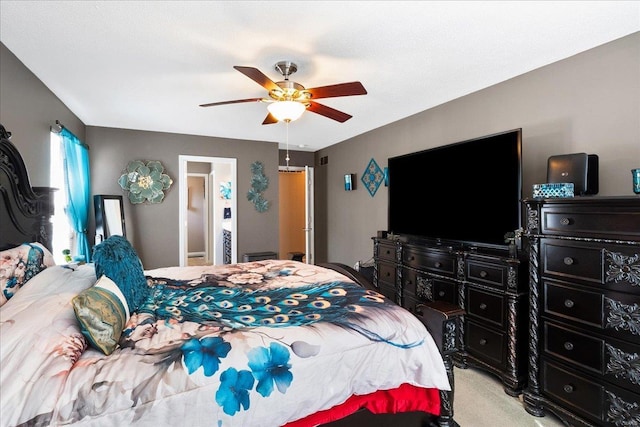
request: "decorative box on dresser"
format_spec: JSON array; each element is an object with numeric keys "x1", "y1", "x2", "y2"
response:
[
  {"x1": 373, "y1": 235, "x2": 528, "y2": 396},
  {"x1": 523, "y1": 196, "x2": 640, "y2": 427}
]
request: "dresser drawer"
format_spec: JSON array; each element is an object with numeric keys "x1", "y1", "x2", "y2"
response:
[
  {"x1": 542, "y1": 361, "x2": 604, "y2": 423},
  {"x1": 376, "y1": 261, "x2": 396, "y2": 286},
  {"x1": 545, "y1": 322, "x2": 603, "y2": 374},
  {"x1": 544, "y1": 321, "x2": 640, "y2": 393},
  {"x1": 466, "y1": 259, "x2": 508, "y2": 290},
  {"x1": 403, "y1": 247, "x2": 456, "y2": 278},
  {"x1": 402, "y1": 268, "x2": 457, "y2": 304},
  {"x1": 541, "y1": 203, "x2": 640, "y2": 240},
  {"x1": 541, "y1": 239, "x2": 640, "y2": 291},
  {"x1": 376, "y1": 240, "x2": 397, "y2": 262},
  {"x1": 542, "y1": 360, "x2": 640, "y2": 426},
  {"x1": 466, "y1": 320, "x2": 505, "y2": 367},
  {"x1": 466, "y1": 287, "x2": 504, "y2": 328},
  {"x1": 543, "y1": 279, "x2": 640, "y2": 344}
]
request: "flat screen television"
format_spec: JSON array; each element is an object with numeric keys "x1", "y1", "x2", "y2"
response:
[{"x1": 387, "y1": 128, "x2": 522, "y2": 249}]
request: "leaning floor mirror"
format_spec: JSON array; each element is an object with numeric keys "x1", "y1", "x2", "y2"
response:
[{"x1": 94, "y1": 194, "x2": 126, "y2": 243}]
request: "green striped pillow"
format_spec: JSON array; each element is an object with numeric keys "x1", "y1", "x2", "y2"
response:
[{"x1": 72, "y1": 275, "x2": 130, "y2": 355}]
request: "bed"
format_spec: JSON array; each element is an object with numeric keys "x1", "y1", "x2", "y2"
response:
[{"x1": 0, "y1": 124, "x2": 461, "y2": 427}]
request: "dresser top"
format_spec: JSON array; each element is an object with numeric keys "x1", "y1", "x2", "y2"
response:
[{"x1": 524, "y1": 196, "x2": 640, "y2": 206}]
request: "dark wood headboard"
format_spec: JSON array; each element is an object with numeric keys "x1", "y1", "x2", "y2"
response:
[{"x1": 0, "y1": 124, "x2": 55, "y2": 251}]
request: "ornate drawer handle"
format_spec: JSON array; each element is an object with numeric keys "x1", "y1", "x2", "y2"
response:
[
  {"x1": 479, "y1": 338, "x2": 487, "y2": 346},
  {"x1": 563, "y1": 384, "x2": 574, "y2": 393},
  {"x1": 563, "y1": 257, "x2": 574, "y2": 265},
  {"x1": 434, "y1": 262, "x2": 442, "y2": 268},
  {"x1": 564, "y1": 342, "x2": 574, "y2": 351},
  {"x1": 480, "y1": 271, "x2": 488, "y2": 278},
  {"x1": 479, "y1": 303, "x2": 487, "y2": 310},
  {"x1": 560, "y1": 217, "x2": 572, "y2": 226},
  {"x1": 564, "y1": 299, "x2": 574, "y2": 308},
  {"x1": 438, "y1": 291, "x2": 445, "y2": 297}
]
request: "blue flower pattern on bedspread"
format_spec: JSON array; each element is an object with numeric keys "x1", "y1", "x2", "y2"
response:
[
  {"x1": 216, "y1": 367, "x2": 255, "y2": 415},
  {"x1": 179, "y1": 334, "x2": 293, "y2": 416},
  {"x1": 247, "y1": 342, "x2": 293, "y2": 397},
  {"x1": 182, "y1": 336, "x2": 231, "y2": 376}
]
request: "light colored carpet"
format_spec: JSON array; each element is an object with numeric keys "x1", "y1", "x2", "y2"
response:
[{"x1": 453, "y1": 367, "x2": 566, "y2": 427}]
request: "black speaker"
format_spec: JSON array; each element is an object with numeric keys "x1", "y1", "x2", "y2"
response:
[{"x1": 547, "y1": 153, "x2": 599, "y2": 195}]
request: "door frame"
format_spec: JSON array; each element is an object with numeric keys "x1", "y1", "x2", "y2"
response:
[
  {"x1": 179, "y1": 155, "x2": 237, "y2": 266},
  {"x1": 304, "y1": 165, "x2": 314, "y2": 264}
]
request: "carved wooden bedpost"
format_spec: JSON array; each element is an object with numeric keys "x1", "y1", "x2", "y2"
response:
[
  {"x1": 417, "y1": 301, "x2": 465, "y2": 427},
  {"x1": 522, "y1": 200, "x2": 544, "y2": 416},
  {"x1": 0, "y1": 124, "x2": 56, "y2": 250}
]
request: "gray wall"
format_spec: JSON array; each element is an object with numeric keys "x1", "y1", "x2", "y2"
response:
[
  {"x1": 88, "y1": 126, "x2": 279, "y2": 269},
  {"x1": 279, "y1": 149, "x2": 315, "y2": 168},
  {"x1": 0, "y1": 43, "x2": 85, "y2": 185},
  {"x1": 315, "y1": 32, "x2": 640, "y2": 267}
]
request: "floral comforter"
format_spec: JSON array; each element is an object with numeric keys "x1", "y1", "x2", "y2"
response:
[{"x1": 0, "y1": 260, "x2": 450, "y2": 426}]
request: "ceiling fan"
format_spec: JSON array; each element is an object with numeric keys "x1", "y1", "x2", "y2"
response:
[{"x1": 199, "y1": 61, "x2": 367, "y2": 124}]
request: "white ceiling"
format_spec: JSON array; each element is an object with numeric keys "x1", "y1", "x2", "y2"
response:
[{"x1": 1, "y1": 1, "x2": 638, "y2": 152}]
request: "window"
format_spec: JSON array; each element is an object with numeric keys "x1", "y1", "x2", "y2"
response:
[{"x1": 49, "y1": 132, "x2": 73, "y2": 264}]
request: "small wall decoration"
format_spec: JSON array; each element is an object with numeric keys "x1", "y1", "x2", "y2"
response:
[
  {"x1": 344, "y1": 174, "x2": 355, "y2": 191},
  {"x1": 219, "y1": 181, "x2": 232, "y2": 199},
  {"x1": 118, "y1": 160, "x2": 173, "y2": 204},
  {"x1": 361, "y1": 158, "x2": 384, "y2": 197},
  {"x1": 247, "y1": 161, "x2": 270, "y2": 212}
]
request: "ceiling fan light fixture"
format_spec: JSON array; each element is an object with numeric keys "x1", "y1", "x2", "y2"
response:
[{"x1": 267, "y1": 100, "x2": 306, "y2": 122}]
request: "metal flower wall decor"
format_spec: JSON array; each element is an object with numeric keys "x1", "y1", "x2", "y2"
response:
[
  {"x1": 118, "y1": 160, "x2": 173, "y2": 204},
  {"x1": 247, "y1": 161, "x2": 269, "y2": 212}
]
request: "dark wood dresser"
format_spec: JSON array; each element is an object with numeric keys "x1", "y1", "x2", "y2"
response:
[
  {"x1": 373, "y1": 236, "x2": 528, "y2": 396},
  {"x1": 523, "y1": 196, "x2": 640, "y2": 426}
]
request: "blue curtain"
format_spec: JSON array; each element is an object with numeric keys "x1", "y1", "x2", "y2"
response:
[{"x1": 60, "y1": 128, "x2": 92, "y2": 262}]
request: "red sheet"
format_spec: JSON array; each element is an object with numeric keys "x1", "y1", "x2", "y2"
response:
[{"x1": 283, "y1": 383, "x2": 441, "y2": 427}]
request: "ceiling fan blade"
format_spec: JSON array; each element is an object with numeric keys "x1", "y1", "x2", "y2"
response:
[
  {"x1": 262, "y1": 113, "x2": 278, "y2": 125},
  {"x1": 234, "y1": 66, "x2": 280, "y2": 92},
  {"x1": 199, "y1": 98, "x2": 264, "y2": 107},
  {"x1": 307, "y1": 101, "x2": 352, "y2": 123},
  {"x1": 306, "y1": 81, "x2": 367, "y2": 99}
]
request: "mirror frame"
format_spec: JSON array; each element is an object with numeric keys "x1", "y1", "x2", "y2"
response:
[{"x1": 94, "y1": 194, "x2": 126, "y2": 243}]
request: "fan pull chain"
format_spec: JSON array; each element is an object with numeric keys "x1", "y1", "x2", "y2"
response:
[{"x1": 285, "y1": 120, "x2": 290, "y2": 170}]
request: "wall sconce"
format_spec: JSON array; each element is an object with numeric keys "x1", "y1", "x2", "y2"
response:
[{"x1": 344, "y1": 174, "x2": 355, "y2": 191}]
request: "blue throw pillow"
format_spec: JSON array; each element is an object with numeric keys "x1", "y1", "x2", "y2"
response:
[{"x1": 92, "y1": 235, "x2": 148, "y2": 312}]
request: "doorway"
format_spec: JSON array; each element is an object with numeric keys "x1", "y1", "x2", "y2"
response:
[
  {"x1": 179, "y1": 155, "x2": 237, "y2": 267},
  {"x1": 186, "y1": 174, "x2": 208, "y2": 265},
  {"x1": 279, "y1": 166, "x2": 314, "y2": 264}
]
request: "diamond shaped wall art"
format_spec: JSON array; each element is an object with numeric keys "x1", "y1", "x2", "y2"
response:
[{"x1": 361, "y1": 158, "x2": 384, "y2": 197}]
